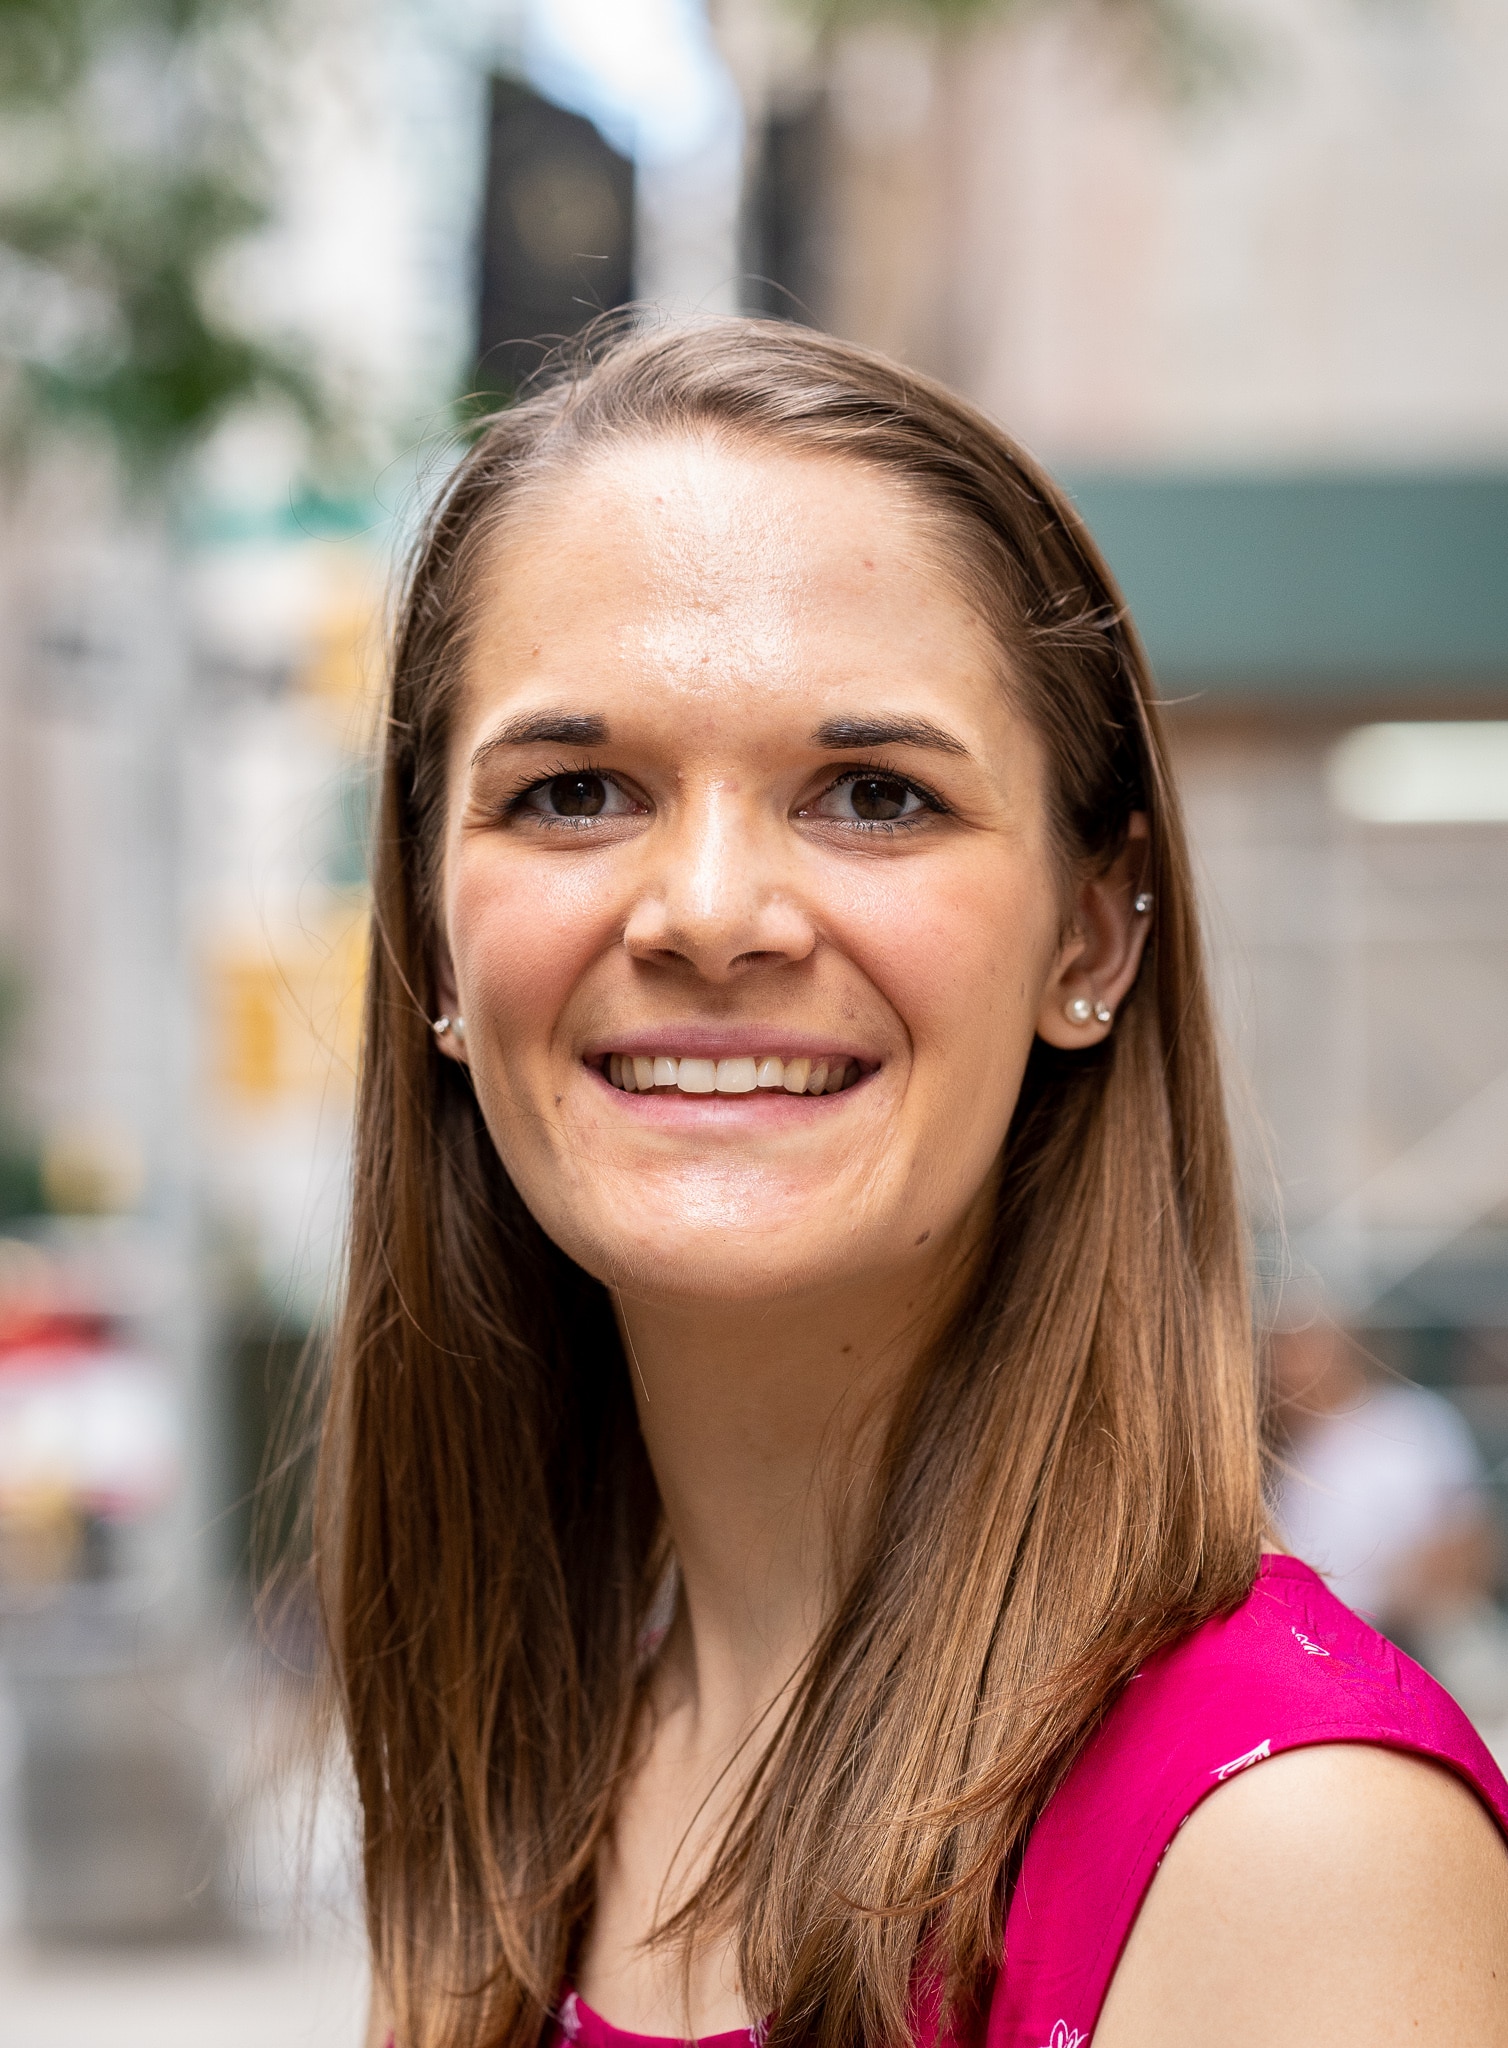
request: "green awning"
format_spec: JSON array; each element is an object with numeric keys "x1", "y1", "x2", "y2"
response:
[{"x1": 1063, "y1": 472, "x2": 1508, "y2": 704}]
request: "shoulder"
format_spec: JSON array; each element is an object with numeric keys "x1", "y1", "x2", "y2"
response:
[
  {"x1": 1081, "y1": 1554, "x2": 1508, "y2": 1790},
  {"x1": 987, "y1": 1558, "x2": 1508, "y2": 2048},
  {"x1": 1095, "y1": 1741, "x2": 1508, "y2": 2047},
  {"x1": 1023, "y1": 1558, "x2": 1508, "y2": 1852}
]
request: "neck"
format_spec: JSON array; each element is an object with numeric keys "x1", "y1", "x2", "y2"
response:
[{"x1": 613, "y1": 1239, "x2": 968, "y2": 1742}]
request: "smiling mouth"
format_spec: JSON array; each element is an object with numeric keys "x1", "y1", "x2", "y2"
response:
[{"x1": 602, "y1": 1053, "x2": 863, "y2": 1097}]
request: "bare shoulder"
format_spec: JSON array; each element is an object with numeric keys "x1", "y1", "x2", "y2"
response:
[{"x1": 1095, "y1": 1742, "x2": 1508, "y2": 2048}]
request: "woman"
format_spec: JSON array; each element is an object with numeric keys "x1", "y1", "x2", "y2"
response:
[{"x1": 327, "y1": 321, "x2": 1508, "y2": 2048}]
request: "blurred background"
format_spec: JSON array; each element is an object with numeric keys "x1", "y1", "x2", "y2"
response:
[{"x1": 0, "y1": 0, "x2": 1505, "y2": 2037}]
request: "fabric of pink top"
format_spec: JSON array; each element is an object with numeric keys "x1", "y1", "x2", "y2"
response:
[
  {"x1": 982, "y1": 1553, "x2": 1508, "y2": 2046},
  {"x1": 542, "y1": 1556, "x2": 1508, "y2": 2048}
]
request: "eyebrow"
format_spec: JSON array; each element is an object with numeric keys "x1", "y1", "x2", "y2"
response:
[
  {"x1": 810, "y1": 715, "x2": 971, "y2": 758},
  {"x1": 469, "y1": 708, "x2": 971, "y2": 767},
  {"x1": 470, "y1": 710, "x2": 609, "y2": 766}
]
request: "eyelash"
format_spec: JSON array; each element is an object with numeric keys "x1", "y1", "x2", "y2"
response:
[
  {"x1": 500, "y1": 759, "x2": 622, "y2": 821},
  {"x1": 498, "y1": 760, "x2": 950, "y2": 828},
  {"x1": 815, "y1": 763, "x2": 949, "y2": 831}
]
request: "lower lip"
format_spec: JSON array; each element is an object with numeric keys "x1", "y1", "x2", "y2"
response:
[{"x1": 587, "y1": 1064, "x2": 872, "y2": 1120}]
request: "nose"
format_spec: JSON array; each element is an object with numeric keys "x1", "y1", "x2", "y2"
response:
[{"x1": 621, "y1": 787, "x2": 816, "y2": 982}]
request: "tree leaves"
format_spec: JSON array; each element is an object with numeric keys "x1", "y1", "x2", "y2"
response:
[{"x1": 0, "y1": 0, "x2": 323, "y2": 483}]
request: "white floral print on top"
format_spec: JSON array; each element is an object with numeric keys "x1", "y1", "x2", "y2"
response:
[{"x1": 1212, "y1": 1737, "x2": 1272, "y2": 1781}]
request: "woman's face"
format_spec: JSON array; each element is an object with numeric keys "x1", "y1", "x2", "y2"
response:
[{"x1": 439, "y1": 436, "x2": 1135, "y2": 1306}]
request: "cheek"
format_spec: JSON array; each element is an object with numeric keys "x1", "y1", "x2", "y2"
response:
[
  {"x1": 827, "y1": 849, "x2": 1059, "y2": 1080},
  {"x1": 445, "y1": 843, "x2": 615, "y2": 1062}
]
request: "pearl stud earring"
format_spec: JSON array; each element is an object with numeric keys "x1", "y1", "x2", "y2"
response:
[
  {"x1": 1134, "y1": 892, "x2": 1153, "y2": 914},
  {"x1": 1066, "y1": 996, "x2": 1093, "y2": 1024},
  {"x1": 433, "y1": 1015, "x2": 466, "y2": 1041}
]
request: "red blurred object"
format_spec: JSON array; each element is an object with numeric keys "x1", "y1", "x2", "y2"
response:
[{"x1": 0, "y1": 1309, "x2": 112, "y2": 1361}]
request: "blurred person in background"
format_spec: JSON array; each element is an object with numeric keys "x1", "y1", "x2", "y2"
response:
[
  {"x1": 1273, "y1": 1310, "x2": 1508, "y2": 1742},
  {"x1": 314, "y1": 320, "x2": 1508, "y2": 2048}
]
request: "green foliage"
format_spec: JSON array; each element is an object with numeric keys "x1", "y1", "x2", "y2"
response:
[
  {"x1": 0, "y1": 0, "x2": 325, "y2": 483},
  {"x1": 0, "y1": 0, "x2": 245, "y2": 104},
  {"x1": 0, "y1": 954, "x2": 42, "y2": 1223},
  {"x1": 0, "y1": 1147, "x2": 43, "y2": 1223}
]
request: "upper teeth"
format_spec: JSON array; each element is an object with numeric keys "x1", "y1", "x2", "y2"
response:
[{"x1": 605, "y1": 1053, "x2": 858, "y2": 1096}]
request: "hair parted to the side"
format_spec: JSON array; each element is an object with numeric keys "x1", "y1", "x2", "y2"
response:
[{"x1": 317, "y1": 317, "x2": 1263, "y2": 2048}]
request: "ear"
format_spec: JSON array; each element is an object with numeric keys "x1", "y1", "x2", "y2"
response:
[
  {"x1": 1036, "y1": 813, "x2": 1153, "y2": 1050},
  {"x1": 431, "y1": 934, "x2": 469, "y2": 1064}
]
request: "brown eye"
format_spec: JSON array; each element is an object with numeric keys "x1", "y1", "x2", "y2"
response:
[
  {"x1": 549, "y1": 773, "x2": 607, "y2": 816},
  {"x1": 804, "y1": 771, "x2": 934, "y2": 829},
  {"x1": 514, "y1": 770, "x2": 642, "y2": 826},
  {"x1": 849, "y1": 776, "x2": 909, "y2": 821}
]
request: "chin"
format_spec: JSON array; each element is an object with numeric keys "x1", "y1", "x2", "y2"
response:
[
  {"x1": 539, "y1": 1202, "x2": 873, "y2": 1307},
  {"x1": 601, "y1": 1247, "x2": 853, "y2": 1307},
  {"x1": 507, "y1": 1150, "x2": 870, "y2": 1293}
]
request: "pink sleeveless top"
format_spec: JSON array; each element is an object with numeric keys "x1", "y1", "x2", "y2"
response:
[{"x1": 542, "y1": 1557, "x2": 1508, "y2": 2048}]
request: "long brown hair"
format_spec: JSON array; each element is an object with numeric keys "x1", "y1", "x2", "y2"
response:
[{"x1": 317, "y1": 319, "x2": 1263, "y2": 2048}]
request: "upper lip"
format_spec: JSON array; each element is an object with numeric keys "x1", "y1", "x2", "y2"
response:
[{"x1": 582, "y1": 1025, "x2": 880, "y2": 1066}]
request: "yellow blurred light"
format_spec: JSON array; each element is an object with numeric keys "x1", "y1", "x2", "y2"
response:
[
  {"x1": 295, "y1": 554, "x2": 386, "y2": 727},
  {"x1": 0, "y1": 1485, "x2": 83, "y2": 1587},
  {"x1": 214, "y1": 956, "x2": 285, "y2": 1097},
  {"x1": 40, "y1": 1119, "x2": 145, "y2": 1216},
  {"x1": 206, "y1": 904, "x2": 369, "y2": 1103}
]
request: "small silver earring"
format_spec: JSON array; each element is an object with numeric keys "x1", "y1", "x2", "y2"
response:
[
  {"x1": 1066, "y1": 996, "x2": 1093, "y2": 1024},
  {"x1": 433, "y1": 1015, "x2": 465, "y2": 1041},
  {"x1": 1134, "y1": 892, "x2": 1153, "y2": 914},
  {"x1": 1094, "y1": 1001, "x2": 1113, "y2": 1024}
]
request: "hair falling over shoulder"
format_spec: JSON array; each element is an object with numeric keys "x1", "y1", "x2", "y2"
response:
[{"x1": 312, "y1": 319, "x2": 1264, "y2": 2048}]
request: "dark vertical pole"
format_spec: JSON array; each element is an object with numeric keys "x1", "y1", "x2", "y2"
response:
[
  {"x1": 741, "y1": 94, "x2": 830, "y2": 325},
  {"x1": 477, "y1": 77, "x2": 636, "y2": 396}
]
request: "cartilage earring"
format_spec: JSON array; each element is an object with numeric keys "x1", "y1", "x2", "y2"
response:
[
  {"x1": 1094, "y1": 1001, "x2": 1113, "y2": 1024},
  {"x1": 1134, "y1": 892, "x2": 1153, "y2": 914},
  {"x1": 1065, "y1": 996, "x2": 1093, "y2": 1024}
]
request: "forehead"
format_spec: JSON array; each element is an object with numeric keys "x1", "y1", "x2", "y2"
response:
[{"x1": 456, "y1": 435, "x2": 1012, "y2": 740}]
